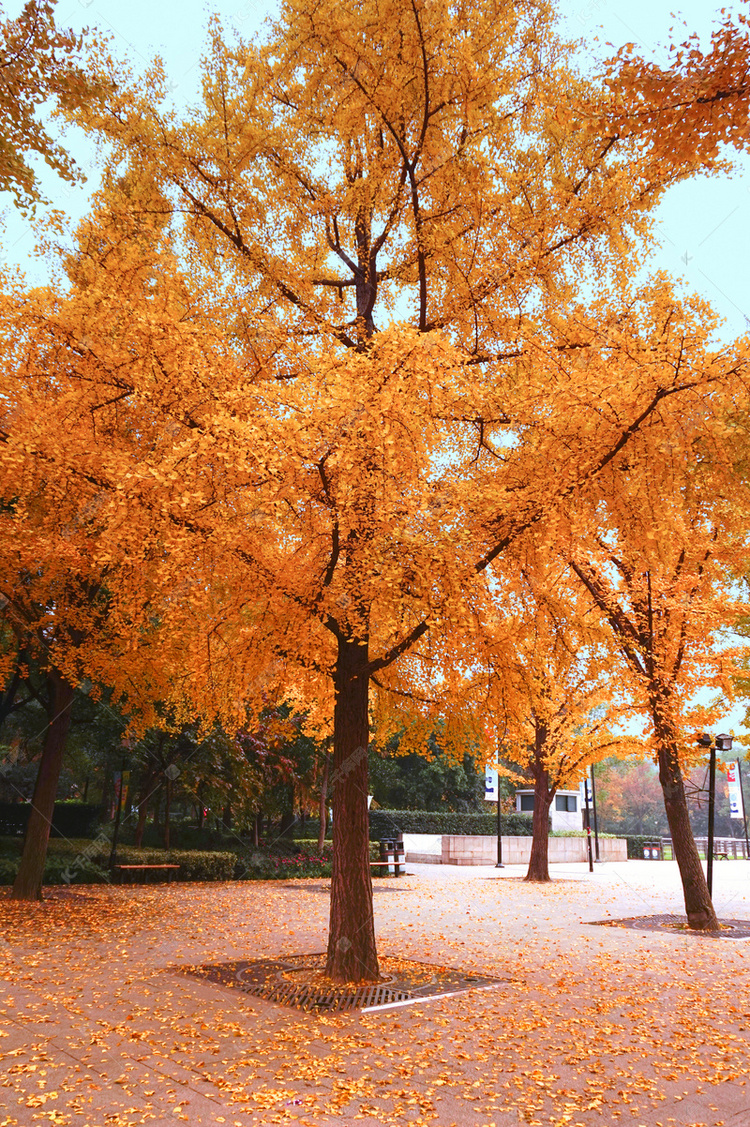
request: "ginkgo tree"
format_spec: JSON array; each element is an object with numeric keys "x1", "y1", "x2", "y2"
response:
[
  {"x1": 607, "y1": 6, "x2": 750, "y2": 167},
  {"x1": 0, "y1": 0, "x2": 93, "y2": 211},
  {"x1": 479, "y1": 554, "x2": 640, "y2": 882},
  {"x1": 560, "y1": 286, "x2": 750, "y2": 930},
  {"x1": 5, "y1": 0, "x2": 749, "y2": 977}
]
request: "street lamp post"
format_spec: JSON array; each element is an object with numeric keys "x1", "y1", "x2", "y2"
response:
[
  {"x1": 697, "y1": 732, "x2": 733, "y2": 897},
  {"x1": 583, "y1": 779, "x2": 594, "y2": 873},
  {"x1": 590, "y1": 763, "x2": 601, "y2": 863},
  {"x1": 496, "y1": 791, "x2": 504, "y2": 868}
]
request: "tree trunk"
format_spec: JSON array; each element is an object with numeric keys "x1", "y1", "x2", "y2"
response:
[
  {"x1": 655, "y1": 721, "x2": 718, "y2": 930},
  {"x1": 318, "y1": 751, "x2": 330, "y2": 851},
  {"x1": 151, "y1": 785, "x2": 161, "y2": 832},
  {"x1": 12, "y1": 671, "x2": 75, "y2": 900},
  {"x1": 279, "y1": 795, "x2": 296, "y2": 837},
  {"x1": 325, "y1": 637, "x2": 379, "y2": 984},
  {"x1": 525, "y1": 768, "x2": 553, "y2": 882},
  {"x1": 163, "y1": 776, "x2": 171, "y2": 849},
  {"x1": 134, "y1": 767, "x2": 158, "y2": 847},
  {"x1": 100, "y1": 769, "x2": 113, "y2": 825}
]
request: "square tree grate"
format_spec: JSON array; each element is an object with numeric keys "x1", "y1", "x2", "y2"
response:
[
  {"x1": 182, "y1": 953, "x2": 503, "y2": 1013},
  {"x1": 589, "y1": 914, "x2": 750, "y2": 940}
]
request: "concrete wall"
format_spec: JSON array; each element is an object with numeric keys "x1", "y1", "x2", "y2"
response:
[
  {"x1": 437, "y1": 834, "x2": 627, "y2": 866},
  {"x1": 402, "y1": 833, "x2": 443, "y2": 864},
  {"x1": 514, "y1": 790, "x2": 584, "y2": 833}
]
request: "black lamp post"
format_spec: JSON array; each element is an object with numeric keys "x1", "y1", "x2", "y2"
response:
[
  {"x1": 496, "y1": 792, "x2": 504, "y2": 868},
  {"x1": 590, "y1": 763, "x2": 601, "y2": 863},
  {"x1": 697, "y1": 731, "x2": 733, "y2": 897}
]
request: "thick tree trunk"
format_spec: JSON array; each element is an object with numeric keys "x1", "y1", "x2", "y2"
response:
[
  {"x1": 318, "y1": 751, "x2": 330, "y2": 852},
  {"x1": 12, "y1": 672, "x2": 75, "y2": 900},
  {"x1": 525, "y1": 769, "x2": 553, "y2": 882},
  {"x1": 653, "y1": 703, "x2": 718, "y2": 930},
  {"x1": 325, "y1": 637, "x2": 379, "y2": 984}
]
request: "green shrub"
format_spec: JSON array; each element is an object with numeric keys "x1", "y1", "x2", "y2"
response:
[
  {"x1": 626, "y1": 834, "x2": 664, "y2": 859},
  {"x1": 45, "y1": 855, "x2": 109, "y2": 885},
  {"x1": 0, "y1": 855, "x2": 108, "y2": 886},
  {"x1": 237, "y1": 851, "x2": 333, "y2": 880},
  {"x1": 369, "y1": 809, "x2": 534, "y2": 837},
  {"x1": 549, "y1": 830, "x2": 619, "y2": 838},
  {"x1": 105, "y1": 848, "x2": 236, "y2": 880},
  {"x1": 0, "y1": 858, "x2": 18, "y2": 884},
  {"x1": 232, "y1": 839, "x2": 382, "y2": 880},
  {"x1": 120, "y1": 823, "x2": 240, "y2": 851},
  {"x1": 166, "y1": 851, "x2": 235, "y2": 881},
  {"x1": 289, "y1": 820, "x2": 332, "y2": 841}
]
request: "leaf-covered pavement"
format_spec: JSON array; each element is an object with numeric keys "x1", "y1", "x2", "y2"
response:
[{"x1": 1, "y1": 863, "x2": 748, "y2": 1126}]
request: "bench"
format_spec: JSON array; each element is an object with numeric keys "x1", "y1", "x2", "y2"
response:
[
  {"x1": 113, "y1": 864, "x2": 180, "y2": 883},
  {"x1": 714, "y1": 851, "x2": 729, "y2": 861},
  {"x1": 369, "y1": 860, "x2": 406, "y2": 876}
]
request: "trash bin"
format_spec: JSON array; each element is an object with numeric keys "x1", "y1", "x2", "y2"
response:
[
  {"x1": 643, "y1": 841, "x2": 663, "y2": 860},
  {"x1": 393, "y1": 836, "x2": 405, "y2": 875},
  {"x1": 379, "y1": 839, "x2": 396, "y2": 873}
]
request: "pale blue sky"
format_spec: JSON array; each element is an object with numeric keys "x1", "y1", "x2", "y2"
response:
[{"x1": 2, "y1": 0, "x2": 748, "y2": 339}]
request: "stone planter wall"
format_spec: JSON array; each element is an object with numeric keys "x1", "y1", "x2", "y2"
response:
[{"x1": 438, "y1": 834, "x2": 628, "y2": 866}]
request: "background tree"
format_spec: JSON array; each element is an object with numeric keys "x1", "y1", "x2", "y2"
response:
[
  {"x1": 368, "y1": 735, "x2": 486, "y2": 813},
  {"x1": 0, "y1": 474, "x2": 109, "y2": 898},
  {"x1": 479, "y1": 555, "x2": 638, "y2": 881},
  {"x1": 594, "y1": 757, "x2": 670, "y2": 837},
  {"x1": 563, "y1": 290, "x2": 750, "y2": 928}
]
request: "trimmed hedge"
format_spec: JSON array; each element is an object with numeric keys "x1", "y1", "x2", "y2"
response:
[
  {"x1": 235, "y1": 840, "x2": 386, "y2": 881},
  {"x1": 369, "y1": 809, "x2": 534, "y2": 837},
  {"x1": 109, "y1": 848, "x2": 237, "y2": 881},
  {"x1": 0, "y1": 854, "x2": 108, "y2": 886},
  {"x1": 625, "y1": 835, "x2": 664, "y2": 859},
  {"x1": 0, "y1": 845, "x2": 237, "y2": 885},
  {"x1": 0, "y1": 802, "x2": 100, "y2": 838}
]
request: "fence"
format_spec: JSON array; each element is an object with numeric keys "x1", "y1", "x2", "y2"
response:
[{"x1": 659, "y1": 837, "x2": 750, "y2": 861}]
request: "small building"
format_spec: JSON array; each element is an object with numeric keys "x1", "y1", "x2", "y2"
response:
[{"x1": 515, "y1": 789, "x2": 583, "y2": 833}]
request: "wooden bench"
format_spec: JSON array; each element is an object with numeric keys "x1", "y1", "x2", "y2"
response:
[
  {"x1": 113, "y1": 864, "x2": 180, "y2": 883},
  {"x1": 369, "y1": 860, "x2": 406, "y2": 876},
  {"x1": 714, "y1": 851, "x2": 729, "y2": 861}
]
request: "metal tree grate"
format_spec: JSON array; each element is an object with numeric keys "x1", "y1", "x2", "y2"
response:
[
  {"x1": 183, "y1": 953, "x2": 502, "y2": 1013},
  {"x1": 590, "y1": 914, "x2": 750, "y2": 940}
]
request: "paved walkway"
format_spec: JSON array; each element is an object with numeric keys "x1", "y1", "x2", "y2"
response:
[{"x1": 1, "y1": 860, "x2": 749, "y2": 1127}]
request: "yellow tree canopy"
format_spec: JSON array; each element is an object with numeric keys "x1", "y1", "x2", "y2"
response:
[
  {"x1": 0, "y1": 0, "x2": 93, "y2": 211},
  {"x1": 478, "y1": 552, "x2": 641, "y2": 796},
  {"x1": 607, "y1": 8, "x2": 750, "y2": 166}
]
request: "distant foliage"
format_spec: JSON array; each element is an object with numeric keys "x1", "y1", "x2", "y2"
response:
[
  {"x1": 0, "y1": 802, "x2": 99, "y2": 838},
  {"x1": 369, "y1": 809, "x2": 534, "y2": 837}
]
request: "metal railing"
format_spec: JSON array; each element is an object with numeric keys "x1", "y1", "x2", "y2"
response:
[{"x1": 660, "y1": 837, "x2": 750, "y2": 860}]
